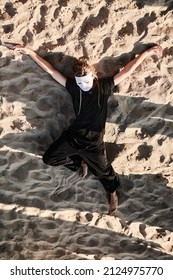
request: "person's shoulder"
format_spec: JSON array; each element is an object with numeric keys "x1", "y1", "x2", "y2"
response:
[
  {"x1": 98, "y1": 77, "x2": 117, "y2": 95},
  {"x1": 65, "y1": 77, "x2": 79, "y2": 98},
  {"x1": 98, "y1": 77, "x2": 116, "y2": 92},
  {"x1": 66, "y1": 77, "x2": 77, "y2": 89},
  {"x1": 98, "y1": 76, "x2": 114, "y2": 84},
  {"x1": 66, "y1": 77, "x2": 75, "y2": 86}
]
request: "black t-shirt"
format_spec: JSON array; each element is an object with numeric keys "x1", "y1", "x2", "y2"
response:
[{"x1": 65, "y1": 77, "x2": 115, "y2": 146}]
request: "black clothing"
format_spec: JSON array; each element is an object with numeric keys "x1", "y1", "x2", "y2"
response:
[
  {"x1": 66, "y1": 77, "x2": 115, "y2": 146},
  {"x1": 43, "y1": 77, "x2": 120, "y2": 193}
]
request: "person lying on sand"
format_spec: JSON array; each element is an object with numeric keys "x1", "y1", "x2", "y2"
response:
[{"x1": 14, "y1": 44, "x2": 162, "y2": 215}]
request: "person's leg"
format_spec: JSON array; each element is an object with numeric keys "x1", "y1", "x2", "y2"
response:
[
  {"x1": 43, "y1": 133, "x2": 82, "y2": 171},
  {"x1": 81, "y1": 142, "x2": 120, "y2": 214}
]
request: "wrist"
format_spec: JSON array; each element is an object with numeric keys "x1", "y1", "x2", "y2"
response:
[
  {"x1": 146, "y1": 46, "x2": 159, "y2": 57},
  {"x1": 27, "y1": 48, "x2": 36, "y2": 57},
  {"x1": 26, "y1": 47, "x2": 32, "y2": 55}
]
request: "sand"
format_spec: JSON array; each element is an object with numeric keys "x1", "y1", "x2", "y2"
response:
[{"x1": 0, "y1": 0, "x2": 173, "y2": 260}]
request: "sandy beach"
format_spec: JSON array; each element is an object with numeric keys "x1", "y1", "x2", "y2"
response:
[{"x1": 0, "y1": 0, "x2": 173, "y2": 259}]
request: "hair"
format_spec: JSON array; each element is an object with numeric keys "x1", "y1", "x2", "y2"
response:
[
  {"x1": 73, "y1": 56, "x2": 101, "y2": 109},
  {"x1": 73, "y1": 56, "x2": 97, "y2": 77}
]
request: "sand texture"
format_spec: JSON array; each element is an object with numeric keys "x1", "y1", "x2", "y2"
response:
[{"x1": 0, "y1": 0, "x2": 173, "y2": 260}]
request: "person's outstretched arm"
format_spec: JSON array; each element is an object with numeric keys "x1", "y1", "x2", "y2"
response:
[
  {"x1": 113, "y1": 45, "x2": 163, "y2": 86},
  {"x1": 15, "y1": 45, "x2": 67, "y2": 87}
]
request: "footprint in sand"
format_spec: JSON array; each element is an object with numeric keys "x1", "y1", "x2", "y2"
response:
[
  {"x1": 118, "y1": 22, "x2": 134, "y2": 37},
  {"x1": 136, "y1": 143, "x2": 153, "y2": 161},
  {"x1": 33, "y1": 5, "x2": 48, "y2": 34},
  {"x1": 2, "y1": 24, "x2": 14, "y2": 34},
  {"x1": 78, "y1": 6, "x2": 109, "y2": 39},
  {"x1": 4, "y1": 2, "x2": 17, "y2": 18},
  {"x1": 136, "y1": 12, "x2": 157, "y2": 36}
]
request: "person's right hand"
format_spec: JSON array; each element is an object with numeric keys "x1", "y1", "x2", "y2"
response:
[{"x1": 15, "y1": 45, "x2": 31, "y2": 55}]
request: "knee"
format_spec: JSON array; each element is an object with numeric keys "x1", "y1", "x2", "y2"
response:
[
  {"x1": 42, "y1": 151, "x2": 63, "y2": 166},
  {"x1": 42, "y1": 152, "x2": 50, "y2": 165}
]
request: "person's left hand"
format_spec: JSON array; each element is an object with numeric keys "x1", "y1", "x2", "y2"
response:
[{"x1": 148, "y1": 45, "x2": 163, "y2": 57}]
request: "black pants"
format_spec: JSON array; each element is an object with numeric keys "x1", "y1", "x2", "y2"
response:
[{"x1": 43, "y1": 132, "x2": 119, "y2": 193}]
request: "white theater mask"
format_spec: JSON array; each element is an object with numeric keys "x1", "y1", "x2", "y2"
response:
[{"x1": 75, "y1": 72, "x2": 93, "y2": 92}]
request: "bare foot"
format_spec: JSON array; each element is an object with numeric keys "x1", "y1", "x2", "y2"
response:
[
  {"x1": 107, "y1": 191, "x2": 118, "y2": 215},
  {"x1": 79, "y1": 160, "x2": 88, "y2": 178}
]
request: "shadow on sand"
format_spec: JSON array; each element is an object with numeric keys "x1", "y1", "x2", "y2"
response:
[
  {"x1": 0, "y1": 198, "x2": 173, "y2": 260},
  {"x1": 1, "y1": 39, "x2": 173, "y2": 259}
]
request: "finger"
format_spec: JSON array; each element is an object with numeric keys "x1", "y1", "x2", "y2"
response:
[
  {"x1": 2, "y1": 42, "x2": 23, "y2": 50},
  {"x1": 15, "y1": 47, "x2": 22, "y2": 52},
  {"x1": 15, "y1": 48, "x2": 26, "y2": 54}
]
